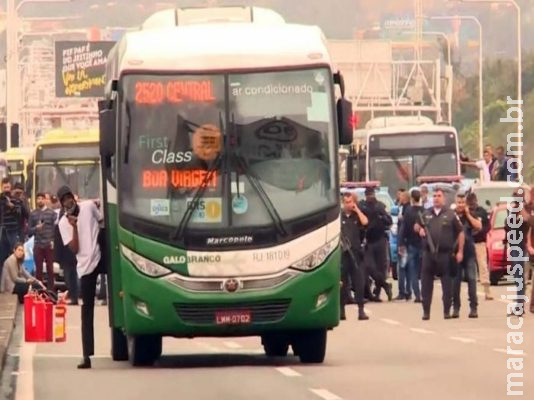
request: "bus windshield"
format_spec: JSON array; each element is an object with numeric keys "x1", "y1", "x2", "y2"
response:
[
  {"x1": 119, "y1": 69, "x2": 337, "y2": 233},
  {"x1": 368, "y1": 131, "x2": 458, "y2": 194},
  {"x1": 35, "y1": 163, "x2": 100, "y2": 200}
]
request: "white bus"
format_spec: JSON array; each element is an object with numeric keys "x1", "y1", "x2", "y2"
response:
[{"x1": 348, "y1": 116, "x2": 460, "y2": 195}]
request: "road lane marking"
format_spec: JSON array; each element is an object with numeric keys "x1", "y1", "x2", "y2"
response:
[
  {"x1": 276, "y1": 367, "x2": 301, "y2": 377},
  {"x1": 493, "y1": 348, "x2": 508, "y2": 354},
  {"x1": 449, "y1": 336, "x2": 476, "y2": 344},
  {"x1": 380, "y1": 318, "x2": 401, "y2": 326},
  {"x1": 15, "y1": 343, "x2": 35, "y2": 400},
  {"x1": 410, "y1": 328, "x2": 435, "y2": 334},
  {"x1": 34, "y1": 354, "x2": 109, "y2": 359},
  {"x1": 223, "y1": 341, "x2": 242, "y2": 349},
  {"x1": 310, "y1": 388, "x2": 342, "y2": 400},
  {"x1": 493, "y1": 348, "x2": 528, "y2": 356}
]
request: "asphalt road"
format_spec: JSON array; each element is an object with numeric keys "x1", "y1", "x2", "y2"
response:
[{"x1": 5, "y1": 281, "x2": 534, "y2": 400}]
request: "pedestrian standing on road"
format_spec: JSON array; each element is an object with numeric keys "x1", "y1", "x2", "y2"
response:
[
  {"x1": 359, "y1": 187, "x2": 393, "y2": 302},
  {"x1": 0, "y1": 178, "x2": 28, "y2": 270},
  {"x1": 466, "y1": 192, "x2": 493, "y2": 300},
  {"x1": 0, "y1": 243, "x2": 43, "y2": 303},
  {"x1": 397, "y1": 189, "x2": 423, "y2": 302},
  {"x1": 57, "y1": 185, "x2": 103, "y2": 369},
  {"x1": 451, "y1": 194, "x2": 482, "y2": 318},
  {"x1": 420, "y1": 185, "x2": 433, "y2": 209},
  {"x1": 12, "y1": 183, "x2": 30, "y2": 242},
  {"x1": 394, "y1": 190, "x2": 411, "y2": 300},
  {"x1": 415, "y1": 188, "x2": 465, "y2": 320},
  {"x1": 340, "y1": 193, "x2": 369, "y2": 321},
  {"x1": 28, "y1": 193, "x2": 57, "y2": 291},
  {"x1": 54, "y1": 206, "x2": 78, "y2": 305},
  {"x1": 512, "y1": 191, "x2": 532, "y2": 316}
]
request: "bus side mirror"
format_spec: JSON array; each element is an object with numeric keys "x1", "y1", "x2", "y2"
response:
[
  {"x1": 98, "y1": 99, "x2": 116, "y2": 158},
  {"x1": 337, "y1": 98, "x2": 353, "y2": 145}
]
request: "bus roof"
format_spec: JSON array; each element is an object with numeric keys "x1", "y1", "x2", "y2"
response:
[
  {"x1": 141, "y1": 6, "x2": 286, "y2": 28},
  {"x1": 365, "y1": 116, "x2": 434, "y2": 130},
  {"x1": 112, "y1": 21, "x2": 330, "y2": 75},
  {"x1": 3, "y1": 147, "x2": 34, "y2": 159},
  {"x1": 365, "y1": 124, "x2": 458, "y2": 136},
  {"x1": 36, "y1": 129, "x2": 99, "y2": 145}
]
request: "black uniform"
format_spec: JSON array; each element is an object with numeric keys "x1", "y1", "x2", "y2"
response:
[
  {"x1": 360, "y1": 199, "x2": 393, "y2": 300},
  {"x1": 340, "y1": 210, "x2": 366, "y2": 317},
  {"x1": 419, "y1": 207, "x2": 463, "y2": 318}
]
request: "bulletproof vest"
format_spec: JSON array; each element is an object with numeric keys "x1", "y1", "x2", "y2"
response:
[{"x1": 422, "y1": 209, "x2": 458, "y2": 253}]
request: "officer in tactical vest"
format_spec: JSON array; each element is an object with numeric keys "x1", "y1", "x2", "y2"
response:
[
  {"x1": 340, "y1": 192, "x2": 369, "y2": 321},
  {"x1": 414, "y1": 188, "x2": 465, "y2": 320}
]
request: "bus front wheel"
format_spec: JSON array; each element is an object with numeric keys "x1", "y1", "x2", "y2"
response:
[
  {"x1": 111, "y1": 328, "x2": 128, "y2": 361},
  {"x1": 127, "y1": 335, "x2": 162, "y2": 366},
  {"x1": 292, "y1": 329, "x2": 327, "y2": 364}
]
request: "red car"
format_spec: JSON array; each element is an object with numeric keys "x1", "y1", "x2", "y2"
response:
[{"x1": 486, "y1": 203, "x2": 509, "y2": 285}]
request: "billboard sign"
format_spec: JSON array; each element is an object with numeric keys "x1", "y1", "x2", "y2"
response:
[{"x1": 55, "y1": 41, "x2": 115, "y2": 97}]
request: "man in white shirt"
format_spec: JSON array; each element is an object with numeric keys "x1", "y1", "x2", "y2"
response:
[
  {"x1": 57, "y1": 185, "x2": 103, "y2": 369},
  {"x1": 461, "y1": 150, "x2": 492, "y2": 182}
]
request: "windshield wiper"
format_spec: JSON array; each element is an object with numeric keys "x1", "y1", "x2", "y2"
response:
[
  {"x1": 229, "y1": 115, "x2": 287, "y2": 237},
  {"x1": 171, "y1": 154, "x2": 222, "y2": 241}
]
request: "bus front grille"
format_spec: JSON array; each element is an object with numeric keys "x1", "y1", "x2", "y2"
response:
[{"x1": 174, "y1": 299, "x2": 291, "y2": 325}]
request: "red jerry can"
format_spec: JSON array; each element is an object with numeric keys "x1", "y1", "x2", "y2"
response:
[
  {"x1": 24, "y1": 293, "x2": 54, "y2": 342},
  {"x1": 54, "y1": 301, "x2": 67, "y2": 343}
]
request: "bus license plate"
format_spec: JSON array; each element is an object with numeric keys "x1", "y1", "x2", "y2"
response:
[{"x1": 215, "y1": 310, "x2": 251, "y2": 325}]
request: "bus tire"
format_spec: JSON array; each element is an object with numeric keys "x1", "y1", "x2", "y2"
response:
[
  {"x1": 127, "y1": 335, "x2": 162, "y2": 366},
  {"x1": 111, "y1": 328, "x2": 128, "y2": 361},
  {"x1": 294, "y1": 329, "x2": 327, "y2": 364},
  {"x1": 261, "y1": 334, "x2": 289, "y2": 357}
]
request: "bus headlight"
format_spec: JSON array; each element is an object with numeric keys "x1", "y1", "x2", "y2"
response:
[
  {"x1": 290, "y1": 237, "x2": 339, "y2": 272},
  {"x1": 121, "y1": 245, "x2": 172, "y2": 277}
]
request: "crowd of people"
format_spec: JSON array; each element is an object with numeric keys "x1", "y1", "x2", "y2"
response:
[
  {"x1": 460, "y1": 144, "x2": 517, "y2": 182},
  {"x1": 340, "y1": 184, "x2": 534, "y2": 320},
  {"x1": 0, "y1": 178, "x2": 105, "y2": 369}
]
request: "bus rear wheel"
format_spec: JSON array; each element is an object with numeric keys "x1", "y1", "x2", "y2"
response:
[
  {"x1": 292, "y1": 329, "x2": 327, "y2": 364},
  {"x1": 127, "y1": 335, "x2": 162, "y2": 366},
  {"x1": 111, "y1": 328, "x2": 128, "y2": 361},
  {"x1": 261, "y1": 334, "x2": 289, "y2": 357}
]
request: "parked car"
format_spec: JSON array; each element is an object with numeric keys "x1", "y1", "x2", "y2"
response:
[
  {"x1": 469, "y1": 180, "x2": 531, "y2": 212},
  {"x1": 486, "y1": 203, "x2": 508, "y2": 285}
]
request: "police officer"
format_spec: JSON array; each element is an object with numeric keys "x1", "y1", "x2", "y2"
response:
[
  {"x1": 360, "y1": 187, "x2": 393, "y2": 301},
  {"x1": 452, "y1": 193, "x2": 482, "y2": 318},
  {"x1": 414, "y1": 188, "x2": 465, "y2": 320},
  {"x1": 340, "y1": 192, "x2": 369, "y2": 321}
]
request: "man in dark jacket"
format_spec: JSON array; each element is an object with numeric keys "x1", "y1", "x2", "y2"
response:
[
  {"x1": 360, "y1": 187, "x2": 393, "y2": 301},
  {"x1": 340, "y1": 192, "x2": 369, "y2": 321},
  {"x1": 0, "y1": 178, "x2": 29, "y2": 270},
  {"x1": 398, "y1": 189, "x2": 423, "y2": 302}
]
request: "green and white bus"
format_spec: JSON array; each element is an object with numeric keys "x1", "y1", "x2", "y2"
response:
[{"x1": 98, "y1": 6, "x2": 353, "y2": 366}]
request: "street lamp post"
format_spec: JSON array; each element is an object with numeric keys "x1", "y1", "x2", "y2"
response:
[
  {"x1": 429, "y1": 15, "x2": 484, "y2": 160},
  {"x1": 5, "y1": 0, "x2": 72, "y2": 149},
  {"x1": 449, "y1": 0, "x2": 522, "y2": 163}
]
